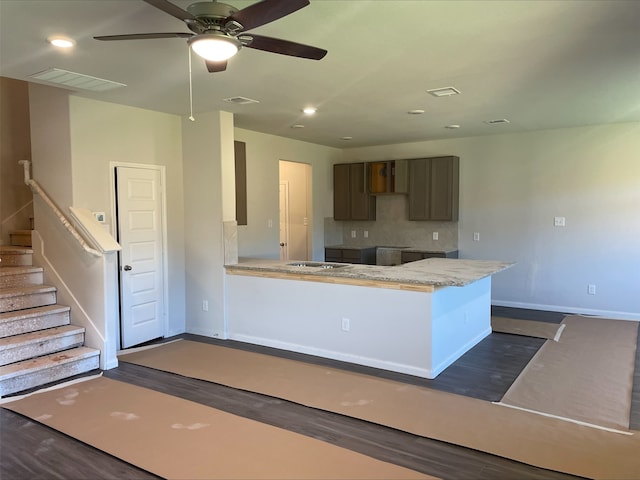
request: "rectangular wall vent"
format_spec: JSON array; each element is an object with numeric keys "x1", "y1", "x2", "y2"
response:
[
  {"x1": 484, "y1": 118, "x2": 511, "y2": 125},
  {"x1": 426, "y1": 86, "x2": 461, "y2": 97},
  {"x1": 223, "y1": 96, "x2": 260, "y2": 105},
  {"x1": 29, "y1": 68, "x2": 126, "y2": 92}
]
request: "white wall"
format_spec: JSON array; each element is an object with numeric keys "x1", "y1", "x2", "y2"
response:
[
  {"x1": 0, "y1": 78, "x2": 33, "y2": 245},
  {"x1": 234, "y1": 128, "x2": 342, "y2": 261},
  {"x1": 28, "y1": 84, "x2": 74, "y2": 210},
  {"x1": 182, "y1": 111, "x2": 235, "y2": 337},
  {"x1": 342, "y1": 123, "x2": 640, "y2": 319},
  {"x1": 68, "y1": 96, "x2": 186, "y2": 337}
]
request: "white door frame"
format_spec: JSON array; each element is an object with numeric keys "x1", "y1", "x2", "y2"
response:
[
  {"x1": 109, "y1": 162, "x2": 169, "y2": 350},
  {"x1": 279, "y1": 180, "x2": 290, "y2": 261}
]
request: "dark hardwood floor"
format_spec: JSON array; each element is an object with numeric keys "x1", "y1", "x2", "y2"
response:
[{"x1": 4, "y1": 306, "x2": 636, "y2": 480}]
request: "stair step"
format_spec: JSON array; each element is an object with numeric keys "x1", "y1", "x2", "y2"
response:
[
  {"x1": 0, "y1": 305, "x2": 70, "y2": 339},
  {"x1": 0, "y1": 246, "x2": 33, "y2": 266},
  {"x1": 9, "y1": 230, "x2": 32, "y2": 247},
  {"x1": 0, "y1": 266, "x2": 43, "y2": 289},
  {"x1": 0, "y1": 346, "x2": 100, "y2": 397},
  {"x1": 0, "y1": 285, "x2": 56, "y2": 314},
  {"x1": 0, "y1": 325, "x2": 85, "y2": 367}
]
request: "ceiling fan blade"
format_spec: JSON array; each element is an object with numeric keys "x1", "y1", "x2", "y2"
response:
[
  {"x1": 143, "y1": 0, "x2": 197, "y2": 22},
  {"x1": 94, "y1": 33, "x2": 193, "y2": 41},
  {"x1": 240, "y1": 34, "x2": 327, "y2": 60},
  {"x1": 226, "y1": 0, "x2": 309, "y2": 33},
  {"x1": 206, "y1": 60, "x2": 228, "y2": 73}
]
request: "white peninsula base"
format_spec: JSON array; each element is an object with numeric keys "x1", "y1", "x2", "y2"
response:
[{"x1": 225, "y1": 273, "x2": 492, "y2": 379}]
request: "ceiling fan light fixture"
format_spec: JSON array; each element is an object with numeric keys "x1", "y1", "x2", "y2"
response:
[
  {"x1": 189, "y1": 34, "x2": 241, "y2": 61},
  {"x1": 48, "y1": 36, "x2": 76, "y2": 48}
]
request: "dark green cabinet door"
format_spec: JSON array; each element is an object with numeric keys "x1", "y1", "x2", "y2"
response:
[
  {"x1": 408, "y1": 156, "x2": 459, "y2": 221},
  {"x1": 408, "y1": 158, "x2": 430, "y2": 220},
  {"x1": 333, "y1": 164, "x2": 351, "y2": 221},
  {"x1": 349, "y1": 163, "x2": 375, "y2": 220},
  {"x1": 333, "y1": 163, "x2": 375, "y2": 221},
  {"x1": 429, "y1": 156, "x2": 459, "y2": 221}
]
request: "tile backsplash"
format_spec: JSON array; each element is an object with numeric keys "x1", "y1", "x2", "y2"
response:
[{"x1": 325, "y1": 195, "x2": 458, "y2": 250}]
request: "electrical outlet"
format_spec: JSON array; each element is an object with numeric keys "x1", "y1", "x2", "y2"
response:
[
  {"x1": 341, "y1": 318, "x2": 350, "y2": 332},
  {"x1": 432, "y1": 231, "x2": 439, "y2": 241},
  {"x1": 202, "y1": 300, "x2": 209, "y2": 311},
  {"x1": 588, "y1": 284, "x2": 596, "y2": 295},
  {"x1": 364, "y1": 230, "x2": 368, "y2": 238},
  {"x1": 351, "y1": 230, "x2": 356, "y2": 238},
  {"x1": 473, "y1": 232, "x2": 480, "y2": 241},
  {"x1": 554, "y1": 216, "x2": 566, "y2": 227},
  {"x1": 267, "y1": 219, "x2": 273, "y2": 228}
]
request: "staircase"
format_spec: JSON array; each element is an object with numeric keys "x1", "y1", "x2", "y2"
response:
[{"x1": 0, "y1": 245, "x2": 100, "y2": 397}]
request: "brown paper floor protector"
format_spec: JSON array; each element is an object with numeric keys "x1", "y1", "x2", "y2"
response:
[
  {"x1": 119, "y1": 337, "x2": 640, "y2": 479},
  {"x1": 498, "y1": 315, "x2": 639, "y2": 432},
  {"x1": 1, "y1": 376, "x2": 432, "y2": 480},
  {"x1": 491, "y1": 316, "x2": 565, "y2": 340}
]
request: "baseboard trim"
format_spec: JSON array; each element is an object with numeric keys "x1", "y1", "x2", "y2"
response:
[
  {"x1": 492, "y1": 300, "x2": 640, "y2": 321},
  {"x1": 430, "y1": 326, "x2": 492, "y2": 377},
  {"x1": 228, "y1": 333, "x2": 433, "y2": 379}
]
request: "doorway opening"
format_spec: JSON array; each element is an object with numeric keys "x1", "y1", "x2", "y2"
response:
[{"x1": 279, "y1": 160, "x2": 312, "y2": 261}]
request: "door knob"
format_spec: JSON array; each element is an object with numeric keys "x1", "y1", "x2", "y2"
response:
[
  {"x1": 279, "y1": 242, "x2": 287, "y2": 247},
  {"x1": 123, "y1": 265, "x2": 133, "y2": 271}
]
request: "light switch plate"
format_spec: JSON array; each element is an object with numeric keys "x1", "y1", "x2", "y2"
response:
[
  {"x1": 432, "y1": 232, "x2": 439, "y2": 240},
  {"x1": 554, "y1": 216, "x2": 566, "y2": 227}
]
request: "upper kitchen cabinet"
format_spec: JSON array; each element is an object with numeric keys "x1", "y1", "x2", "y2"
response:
[
  {"x1": 368, "y1": 160, "x2": 408, "y2": 194},
  {"x1": 408, "y1": 156, "x2": 459, "y2": 221},
  {"x1": 333, "y1": 163, "x2": 376, "y2": 221}
]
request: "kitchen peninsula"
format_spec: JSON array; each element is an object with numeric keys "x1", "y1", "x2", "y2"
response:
[{"x1": 225, "y1": 258, "x2": 512, "y2": 379}]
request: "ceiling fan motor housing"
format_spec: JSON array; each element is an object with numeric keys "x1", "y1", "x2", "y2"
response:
[{"x1": 187, "y1": 1, "x2": 238, "y2": 26}]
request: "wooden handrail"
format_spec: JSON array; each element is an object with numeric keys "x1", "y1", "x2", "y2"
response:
[{"x1": 19, "y1": 160, "x2": 101, "y2": 257}]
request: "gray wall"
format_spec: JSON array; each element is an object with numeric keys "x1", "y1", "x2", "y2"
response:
[{"x1": 342, "y1": 123, "x2": 640, "y2": 319}]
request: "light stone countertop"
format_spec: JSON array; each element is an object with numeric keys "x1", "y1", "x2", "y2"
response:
[{"x1": 226, "y1": 258, "x2": 513, "y2": 287}]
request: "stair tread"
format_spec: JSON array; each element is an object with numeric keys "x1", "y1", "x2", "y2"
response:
[
  {"x1": 0, "y1": 346, "x2": 99, "y2": 379},
  {"x1": 0, "y1": 246, "x2": 33, "y2": 254},
  {"x1": 0, "y1": 304, "x2": 70, "y2": 322},
  {"x1": 0, "y1": 325, "x2": 84, "y2": 349},
  {"x1": 0, "y1": 266, "x2": 43, "y2": 277},
  {"x1": 0, "y1": 285, "x2": 56, "y2": 299}
]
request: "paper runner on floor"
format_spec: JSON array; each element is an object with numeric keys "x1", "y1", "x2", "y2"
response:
[{"x1": 118, "y1": 336, "x2": 640, "y2": 479}]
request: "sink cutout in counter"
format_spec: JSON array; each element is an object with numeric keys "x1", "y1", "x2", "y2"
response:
[{"x1": 288, "y1": 262, "x2": 349, "y2": 269}]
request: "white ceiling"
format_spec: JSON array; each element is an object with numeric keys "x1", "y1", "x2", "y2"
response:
[{"x1": 1, "y1": 0, "x2": 639, "y2": 148}]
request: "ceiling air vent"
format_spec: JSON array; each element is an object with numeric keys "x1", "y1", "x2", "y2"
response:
[
  {"x1": 29, "y1": 68, "x2": 126, "y2": 92},
  {"x1": 484, "y1": 118, "x2": 511, "y2": 125},
  {"x1": 223, "y1": 96, "x2": 260, "y2": 105},
  {"x1": 426, "y1": 86, "x2": 461, "y2": 97}
]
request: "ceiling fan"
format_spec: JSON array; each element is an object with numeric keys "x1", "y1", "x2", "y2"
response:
[{"x1": 94, "y1": 0, "x2": 327, "y2": 72}]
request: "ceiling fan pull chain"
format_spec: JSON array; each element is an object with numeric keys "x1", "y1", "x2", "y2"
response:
[{"x1": 188, "y1": 46, "x2": 195, "y2": 122}]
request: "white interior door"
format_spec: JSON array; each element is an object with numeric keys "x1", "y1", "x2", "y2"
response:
[
  {"x1": 279, "y1": 181, "x2": 290, "y2": 261},
  {"x1": 116, "y1": 166, "x2": 165, "y2": 348}
]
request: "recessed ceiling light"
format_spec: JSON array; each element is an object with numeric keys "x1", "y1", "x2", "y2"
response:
[
  {"x1": 407, "y1": 109, "x2": 425, "y2": 115},
  {"x1": 48, "y1": 36, "x2": 75, "y2": 48},
  {"x1": 291, "y1": 124, "x2": 305, "y2": 129},
  {"x1": 484, "y1": 118, "x2": 511, "y2": 125},
  {"x1": 302, "y1": 107, "x2": 317, "y2": 115},
  {"x1": 445, "y1": 124, "x2": 461, "y2": 129},
  {"x1": 427, "y1": 87, "x2": 461, "y2": 97}
]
